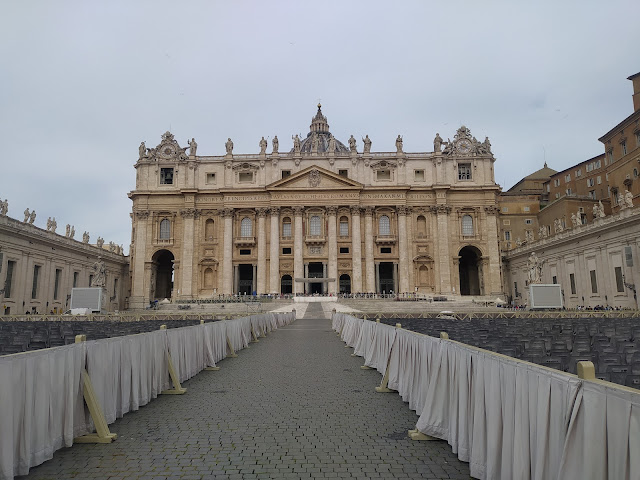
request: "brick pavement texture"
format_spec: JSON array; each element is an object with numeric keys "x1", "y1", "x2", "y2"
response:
[{"x1": 18, "y1": 305, "x2": 471, "y2": 479}]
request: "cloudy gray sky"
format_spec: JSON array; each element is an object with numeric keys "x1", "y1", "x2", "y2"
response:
[{"x1": 2, "y1": 1, "x2": 639, "y2": 253}]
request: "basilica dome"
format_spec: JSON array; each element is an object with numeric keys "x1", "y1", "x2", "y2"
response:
[{"x1": 292, "y1": 105, "x2": 350, "y2": 154}]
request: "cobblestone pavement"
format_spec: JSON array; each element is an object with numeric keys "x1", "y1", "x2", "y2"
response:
[{"x1": 19, "y1": 305, "x2": 471, "y2": 479}]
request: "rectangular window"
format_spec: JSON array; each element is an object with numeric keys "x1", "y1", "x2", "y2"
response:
[
  {"x1": 514, "y1": 282, "x2": 518, "y2": 298},
  {"x1": 282, "y1": 222, "x2": 292, "y2": 238},
  {"x1": 596, "y1": 159, "x2": 601, "y2": 168},
  {"x1": 53, "y1": 268, "x2": 62, "y2": 300},
  {"x1": 380, "y1": 247, "x2": 392, "y2": 254},
  {"x1": 615, "y1": 266, "x2": 624, "y2": 293},
  {"x1": 523, "y1": 206, "x2": 530, "y2": 212},
  {"x1": 31, "y1": 265, "x2": 40, "y2": 299},
  {"x1": 566, "y1": 188, "x2": 572, "y2": 195},
  {"x1": 525, "y1": 218, "x2": 532, "y2": 224},
  {"x1": 339, "y1": 247, "x2": 349, "y2": 254},
  {"x1": 338, "y1": 169, "x2": 348, "y2": 177},
  {"x1": 4, "y1": 260, "x2": 15, "y2": 298},
  {"x1": 160, "y1": 168, "x2": 174, "y2": 185},
  {"x1": 206, "y1": 173, "x2": 217, "y2": 185},
  {"x1": 587, "y1": 178, "x2": 594, "y2": 187},
  {"x1": 569, "y1": 273, "x2": 576, "y2": 294},
  {"x1": 554, "y1": 178, "x2": 560, "y2": 187},
  {"x1": 239, "y1": 172, "x2": 253, "y2": 182},
  {"x1": 282, "y1": 247, "x2": 292, "y2": 255},
  {"x1": 339, "y1": 221, "x2": 349, "y2": 236},
  {"x1": 612, "y1": 188, "x2": 619, "y2": 205},
  {"x1": 73, "y1": 271, "x2": 79, "y2": 288},
  {"x1": 458, "y1": 164, "x2": 471, "y2": 180},
  {"x1": 503, "y1": 219, "x2": 510, "y2": 225},
  {"x1": 414, "y1": 169, "x2": 425, "y2": 181},
  {"x1": 376, "y1": 170, "x2": 391, "y2": 180},
  {"x1": 608, "y1": 150, "x2": 613, "y2": 164},
  {"x1": 590, "y1": 270, "x2": 598, "y2": 294},
  {"x1": 576, "y1": 169, "x2": 582, "y2": 177},
  {"x1": 113, "y1": 278, "x2": 118, "y2": 297},
  {"x1": 589, "y1": 190, "x2": 596, "y2": 199},
  {"x1": 621, "y1": 141, "x2": 627, "y2": 155},
  {"x1": 504, "y1": 231, "x2": 511, "y2": 241},
  {"x1": 597, "y1": 176, "x2": 601, "y2": 184},
  {"x1": 565, "y1": 174, "x2": 571, "y2": 182},
  {"x1": 281, "y1": 170, "x2": 291, "y2": 178},
  {"x1": 502, "y1": 207, "x2": 509, "y2": 212},
  {"x1": 625, "y1": 246, "x2": 634, "y2": 267},
  {"x1": 89, "y1": 274, "x2": 93, "y2": 286},
  {"x1": 552, "y1": 275, "x2": 557, "y2": 284},
  {"x1": 239, "y1": 249, "x2": 251, "y2": 255},
  {"x1": 555, "y1": 193, "x2": 560, "y2": 199}
]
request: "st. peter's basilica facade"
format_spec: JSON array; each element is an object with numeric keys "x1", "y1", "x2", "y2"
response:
[{"x1": 128, "y1": 106, "x2": 501, "y2": 308}]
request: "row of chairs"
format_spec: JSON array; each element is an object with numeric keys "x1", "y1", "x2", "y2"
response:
[{"x1": 381, "y1": 316, "x2": 640, "y2": 390}]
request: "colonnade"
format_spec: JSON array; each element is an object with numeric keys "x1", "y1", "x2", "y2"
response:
[{"x1": 218, "y1": 205, "x2": 413, "y2": 295}]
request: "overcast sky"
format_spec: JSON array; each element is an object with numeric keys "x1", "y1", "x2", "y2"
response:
[{"x1": 2, "y1": 1, "x2": 639, "y2": 254}]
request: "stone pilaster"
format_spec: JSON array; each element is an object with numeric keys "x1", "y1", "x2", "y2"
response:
[
  {"x1": 484, "y1": 205, "x2": 503, "y2": 294},
  {"x1": 397, "y1": 206, "x2": 410, "y2": 294},
  {"x1": 256, "y1": 207, "x2": 268, "y2": 294},
  {"x1": 269, "y1": 206, "x2": 280, "y2": 294},
  {"x1": 327, "y1": 206, "x2": 338, "y2": 294},
  {"x1": 364, "y1": 206, "x2": 375, "y2": 292},
  {"x1": 130, "y1": 211, "x2": 149, "y2": 308},
  {"x1": 221, "y1": 208, "x2": 234, "y2": 294},
  {"x1": 433, "y1": 205, "x2": 452, "y2": 293},
  {"x1": 293, "y1": 206, "x2": 304, "y2": 295},
  {"x1": 350, "y1": 206, "x2": 363, "y2": 293},
  {"x1": 179, "y1": 208, "x2": 199, "y2": 299}
]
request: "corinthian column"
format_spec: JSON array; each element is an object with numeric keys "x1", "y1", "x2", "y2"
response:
[
  {"x1": 484, "y1": 205, "x2": 502, "y2": 295},
  {"x1": 180, "y1": 208, "x2": 199, "y2": 298},
  {"x1": 434, "y1": 205, "x2": 452, "y2": 293},
  {"x1": 131, "y1": 211, "x2": 150, "y2": 308},
  {"x1": 364, "y1": 206, "x2": 375, "y2": 292},
  {"x1": 293, "y1": 206, "x2": 305, "y2": 295},
  {"x1": 327, "y1": 206, "x2": 338, "y2": 294},
  {"x1": 397, "y1": 206, "x2": 409, "y2": 294},
  {"x1": 350, "y1": 206, "x2": 363, "y2": 293},
  {"x1": 269, "y1": 206, "x2": 280, "y2": 294},
  {"x1": 221, "y1": 208, "x2": 234, "y2": 294},
  {"x1": 256, "y1": 207, "x2": 268, "y2": 294}
]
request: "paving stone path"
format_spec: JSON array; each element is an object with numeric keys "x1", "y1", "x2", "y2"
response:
[{"x1": 19, "y1": 309, "x2": 471, "y2": 479}]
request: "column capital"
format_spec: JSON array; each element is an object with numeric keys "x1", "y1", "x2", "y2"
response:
[
  {"x1": 363, "y1": 206, "x2": 375, "y2": 217},
  {"x1": 269, "y1": 206, "x2": 280, "y2": 216},
  {"x1": 180, "y1": 208, "x2": 200, "y2": 219},
  {"x1": 221, "y1": 207, "x2": 234, "y2": 218},
  {"x1": 326, "y1": 206, "x2": 338, "y2": 216},
  {"x1": 431, "y1": 205, "x2": 452, "y2": 214},
  {"x1": 350, "y1": 205, "x2": 362, "y2": 216},
  {"x1": 396, "y1": 205, "x2": 409, "y2": 216},
  {"x1": 292, "y1": 206, "x2": 305, "y2": 216},
  {"x1": 135, "y1": 210, "x2": 150, "y2": 219},
  {"x1": 256, "y1": 207, "x2": 269, "y2": 217},
  {"x1": 484, "y1": 205, "x2": 500, "y2": 215}
]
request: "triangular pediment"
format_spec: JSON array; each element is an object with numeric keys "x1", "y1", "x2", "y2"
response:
[{"x1": 267, "y1": 166, "x2": 363, "y2": 190}]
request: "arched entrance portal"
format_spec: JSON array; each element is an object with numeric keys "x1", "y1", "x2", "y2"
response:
[
  {"x1": 339, "y1": 274, "x2": 351, "y2": 294},
  {"x1": 281, "y1": 274, "x2": 292, "y2": 294},
  {"x1": 459, "y1": 246, "x2": 482, "y2": 295},
  {"x1": 152, "y1": 249, "x2": 174, "y2": 300}
]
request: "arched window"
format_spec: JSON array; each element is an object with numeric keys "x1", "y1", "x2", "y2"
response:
[
  {"x1": 339, "y1": 216, "x2": 349, "y2": 236},
  {"x1": 461, "y1": 215, "x2": 473, "y2": 236},
  {"x1": 240, "y1": 217, "x2": 252, "y2": 237},
  {"x1": 379, "y1": 215, "x2": 390, "y2": 236},
  {"x1": 310, "y1": 215, "x2": 321, "y2": 236},
  {"x1": 417, "y1": 215, "x2": 426, "y2": 237},
  {"x1": 159, "y1": 219, "x2": 171, "y2": 240},
  {"x1": 282, "y1": 217, "x2": 292, "y2": 237},
  {"x1": 205, "y1": 219, "x2": 214, "y2": 240}
]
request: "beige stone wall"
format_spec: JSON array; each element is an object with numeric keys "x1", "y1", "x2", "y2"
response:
[
  {"x1": 0, "y1": 215, "x2": 129, "y2": 314},
  {"x1": 129, "y1": 127, "x2": 502, "y2": 308},
  {"x1": 503, "y1": 206, "x2": 640, "y2": 309}
]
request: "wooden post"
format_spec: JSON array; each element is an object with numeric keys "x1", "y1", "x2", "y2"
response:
[
  {"x1": 226, "y1": 335, "x2": 238, "y2": 358},
  {"x1": 577, "y1": 361, "x2": 596, "y2": 380},
  {"x1": 159, "y1": 325, "x2": 187, "y2": 395},
  {"x1": 251, "y1": 325, "x2": 259, "y2": 343},
  {"x1": 73, "y1": 335, "x2": 118, "y2": 444},
  {"x1": 407, "y1": 428, "x2": 439, "y2": 441},
  {"x1": 440, "y1": 332, "x2": 449, "y2": 340}
]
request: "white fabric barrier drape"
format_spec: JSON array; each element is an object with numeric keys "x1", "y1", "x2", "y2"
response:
[
  {"x1": 1, "y1": 312, "x2": 293, "y2": 480},
  {"x1": 353, "y1": 319, "x2": 375, "y2": 358},
  {"x1": 557, "y1": 381, "x2": 640, "y2": 480},
  {"x1": 0, "y1": 344, "x2": 87, "y2": 480},
  {"x1": 340, "y1": 316, "x2": 363, "y2": 347},
  {"x1": 365, "y1": 322, "x2": 397, "y2": 375}
]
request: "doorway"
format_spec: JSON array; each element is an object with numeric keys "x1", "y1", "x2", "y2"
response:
[
  {"x1": 459, "y1": 246, "x2": 481, "y2": 295},
  {"x1": 152, "y1": 249, "x2": 174, "y2": 300},
  {"x1": 308, "y1": 262, "x2": 323, "y2": 294},
  {"x1": 379, "y1": 262, "x2": 394, "y2": 294},
  {"x1": 281, "y1": 274, "x2": 292, "y2": 294},
  {"x1": 339, "y1": 274, "x2": 351, "y2": 294},
  {"x1": 238, "y1": 264, "x2": 253, "y2": 295}
]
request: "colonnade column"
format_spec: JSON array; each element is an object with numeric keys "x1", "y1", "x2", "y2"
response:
[
  {"x1": 180, "y1": 208, "x2": 198, "y2": 299},
  {"x1": 364, "y1": 206, "x2": 375, "y2": 292},
  {"x1": 484, "y1": 206, "x2": 503, "y2": 295},
  {"x1": 269, "y1": 207, "x2": 280, "y2": 294},
  {"x1": 397, "y1": 205, "x2": 409, "y2": 294},
  {"x1": 256, "y1": 207, "x2": 268, "y2": 294},
  {"x1": 327, "y1": 206, "x2": 338, "y2": 295},
  {"x1": 221, "y1": 208, "x2": 234, "y2": 295},
  {"x1": 350, "y1": 206, "x2": 363, "y2": 293},
  {"x1": 293, "y1": 206, "x2": 305, "y2": 295}
]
